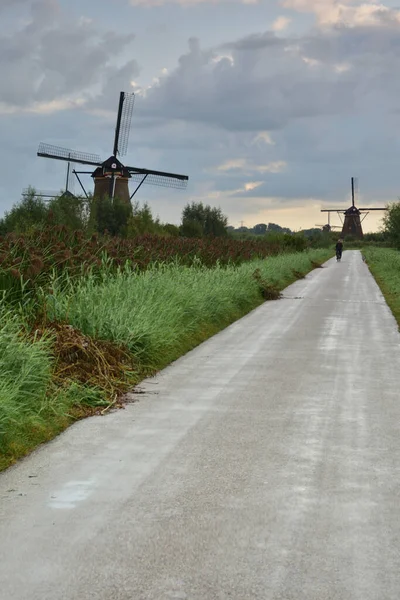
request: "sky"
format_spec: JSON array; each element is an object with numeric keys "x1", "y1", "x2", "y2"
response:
[{"x1": 1, "y1": 0, "x2": 400, "y2": 232}]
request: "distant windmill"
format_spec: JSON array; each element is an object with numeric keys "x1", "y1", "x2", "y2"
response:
[
  {"x1": 36, "y1": 91, "x2": 188, "y2": 203},
  {"x1": 321, "y1": 177, "x2": 387, "y2": 239},
  {"x1": 315, "y1": 212, "x2": 342, "y2": 233},
  {"x1": 23, "y1": 152, "x2": 80, "y2": 200}
]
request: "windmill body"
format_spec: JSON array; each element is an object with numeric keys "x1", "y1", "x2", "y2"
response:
[
  {"x1": 92, "y1": 156, "x2": 132, "y2": 205},
  {"x1": 341, "y1": 205, "x2": 363, "y2": 238},
  {"x1": 321, "y1": 178, "x2": 386, "y2": 239},
  {"x1": 36, "y1": 91, "x2": 188, "y2": 204}
]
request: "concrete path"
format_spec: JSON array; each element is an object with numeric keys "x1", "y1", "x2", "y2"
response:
[{"x1": 1, "y1": 251, "x2": 400, "y2": 600}]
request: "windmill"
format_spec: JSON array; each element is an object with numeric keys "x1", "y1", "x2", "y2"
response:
[
  {"x1": 321, "y1": 177, "x2": 387, "y2": 239},
  {"x1": 315, "y1": 212, "x2": 342, "y2": 233},
  {"x1": 36, "y1": 91, "x2": 188, "y2": 204},
  {"x1": 23, "y1": 152, "x2": 80, "y2": 201}
]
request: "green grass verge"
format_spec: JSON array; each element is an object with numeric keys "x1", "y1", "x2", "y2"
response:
[
  {"x1": 47, "y1": 249, "x2": 332, "y2": 369},
  {"x1": 0, "y1": 309, "x2": 107, "y2": 471},
  {"x1": 363, "y1": 247, "x2": 400, "y2": 327},
  {"x1": 1, "y1": 248, "x2": 331, "y2": 471}
]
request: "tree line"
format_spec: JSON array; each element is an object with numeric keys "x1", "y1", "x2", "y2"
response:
[
  {"x1": 0, "y1": 189, "x2": 230, "y2": 239},
  {"x1": 0, "y1": 189, "x2": 299, "y2": 242},
  {"x1": 2, "y1": 188, "x2": 400, "y2": 247}
]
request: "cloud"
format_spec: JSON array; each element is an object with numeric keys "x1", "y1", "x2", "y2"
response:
[
  {"x1": 204, "y1": 180, "x2": 264, "y2": 200},
  {"x1": 128, "y1": 0, "x2": 258, "y2": 5},
  {"x1": 0, "y1": 0, "x2": 137, "y2": 112},
  {"x1": 138, "y1": 35, "x2": 352, "y2": 132},
  {"x1": 0, "y1": 0, "x2": 31, "y2": 12},
  {"x1": 273, "y1": 16, "x2": 291, "y2": 31},
  {"x1": 0, "y1": 98, "x2": 86, "y2": 116},
  {"x1": 282, "y1": 0, "x2": 400, "y2": 27},
  {"x1": 1, "y1": 0, "x2": 396, "y2": 236},
  {"x1": 216, "y1": 159, "x2": 287, "y2": 173},
  {"x1": 136, "y1": 11, "x2": 400, "y2": 135},
  {"x1": 252, "y1": 131, "x2": 275, "y2": 145}
]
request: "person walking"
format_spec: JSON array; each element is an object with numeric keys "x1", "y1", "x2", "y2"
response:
[{"x1": 336, "y1": 238, "x2": 344, "y2": 261}]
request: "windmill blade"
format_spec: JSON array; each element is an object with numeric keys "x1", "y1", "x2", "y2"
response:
[
  {"x1": 38, "y1": 143, "x2": 102, "y2": 167},
  {"x1": 127, "y1": 166, "x2": 189, "y2": 190},
  {"x1": 66, "y1": 160, "x2": 76, "y2": 193},
  {"x1": 351, "y1": 176, "x2": 358, "y2": 207},
  {"x1": 358, "y1": 207, "x2": 388, "y2": 211},
  {"x1": 113, "y1": 92, "x2": 135, "y2": 157},
  {"x1": 130, "y1": 173, "x2": 187, "y2": 190},
  {"x1": 22, "y1": 188, "x2": 61, "y2": 199}
]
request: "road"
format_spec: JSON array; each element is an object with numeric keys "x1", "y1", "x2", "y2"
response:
[{"x1": 1, "y1": 250, "x2": 400, "y2": 600}]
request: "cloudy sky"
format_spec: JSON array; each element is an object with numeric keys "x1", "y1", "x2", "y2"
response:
[{"x1": 2, "y1": 0, "x2": 400, "y2": 231}]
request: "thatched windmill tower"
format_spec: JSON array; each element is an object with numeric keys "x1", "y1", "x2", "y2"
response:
[{"x1": 321, "y1": 178, "x2": 387, "y2": 239}]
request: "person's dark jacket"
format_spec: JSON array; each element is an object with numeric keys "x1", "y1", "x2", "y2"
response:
[{"x1": 336, "y1": 241, "x2": 343, "y2": 253}]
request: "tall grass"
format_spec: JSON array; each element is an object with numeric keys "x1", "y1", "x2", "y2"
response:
[
  {"x1": 0, "y1": 307, "x2": 106, "y2": 469},
  {"x1": 46, "y1": 249, "x2": 331, "y2": 369},
  {"x1": 1, "y1": 248, "x2": 330, "y2": 470},
  {"x1": 363, "y1": 247, "x2": 400, "y2": 326},
  {"x1": 0, "y1": 310, "x2": 55, "y2": 466}
]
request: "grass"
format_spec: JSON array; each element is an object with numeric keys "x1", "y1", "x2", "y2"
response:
[
  {"x1": 46, "y1": 249, "x2": 332, "y2": 370},
  {"x1": 0, "y1": 310, "x2": 106, "y2": 470},
  {"x1": 0, "y1": 248, "x2": 331, "y2": 471},
  {"x1": 363, "y1": 247, "x2": 400, "y2": 326}
]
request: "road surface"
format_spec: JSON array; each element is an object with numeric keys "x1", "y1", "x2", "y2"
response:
[{"x1": 1, "y1": 251, "x2": 400, "y2": 600}]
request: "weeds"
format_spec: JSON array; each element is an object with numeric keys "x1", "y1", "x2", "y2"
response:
[{"x1": 363, "y1": 248, "x2": 400, "y2": 327}]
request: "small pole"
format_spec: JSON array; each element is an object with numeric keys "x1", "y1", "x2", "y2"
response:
[
  {"x1": 66, "y1": 153, "x2": 71, "y2": 192},
  {"x1": 130, "y1": 174, "x2": 148, "y2": 199},
  {"x1": 73, "y1": 171, "x2": 88, "y2": 198}
]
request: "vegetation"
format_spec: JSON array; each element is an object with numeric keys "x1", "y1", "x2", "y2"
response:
[
  {"x1": 46, "y1": 250, "x2": 331, "y2": 368},
  {"x1": 363, "y1": 247, "x2": 400, "y2": 327},
  {"x1": 0, "y1": 191, "x2": 233, "y2": 240},
  {"x1": 382, "y1": 201, "x2": 400, "y2": 249},
  {"x1": 0, "y1": 224, "x2": 311, "y2": 313},
  {"x1": 181, "y1": 202, "x2": 228, "y2": 237},
  {"x1": 0, "y1": 246, "x2": 331, "y2": 470},
  {"x1": 0, "y1": 311, "x2": 114, "y2": 471},
  {"x1": 0, "y1": 187, "x2": 337, "y2": 470},
  {"x1": 228, "y1": 222, "x2": 292, "y2": 237}
]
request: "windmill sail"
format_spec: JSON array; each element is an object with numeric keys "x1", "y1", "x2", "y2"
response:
[
  {"x1": 38, "y1": 143, "x2": 102, "y2": 167},
  {"x1": 113, "y1": 92, "x2": 135, "y2": 157},
  {"x1": 128, "y1": 167, "x2": 188, "y2": 190}
]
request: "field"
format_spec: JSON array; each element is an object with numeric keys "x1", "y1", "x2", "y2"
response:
[
  {"x1": 363, "y1": 247, "x2": 400, "y2": 326},
  {"x1": 0, "y1": 226, "x2": 332, "y2": 471}
]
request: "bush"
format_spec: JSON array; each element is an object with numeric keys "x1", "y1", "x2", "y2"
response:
[{"x1": 383, "y1": 201, "x2": 400, "y2": 249}]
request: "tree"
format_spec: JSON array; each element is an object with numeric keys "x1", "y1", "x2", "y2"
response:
[
  {"x1": 266, "y1": 223, "x2": 292, "y2": 234},
  {"x1": 127, "y1": 201, "x2": 164, "y2": 237},
  {"x1": 383, "y1": 201, "x2": 400, "y2": 248},
  {"x1": 163, "y1": 223, "x2": 180, "y2": 237},
  {"x1": 181, "y1": 202, "x2": 228, "y2": 237},
  {"x1": 0, "y1": 188, "x2": 48, "y2": 234},
  {"x1": 89, "y1": 195, "x2": 132, "y2": 237},
  {"x1": 253, "y1": 223, "x2": 267, "y2": 235},
  {"x1": 47, "y1": 193, "x2": 88, "y2": 230},
  {"x1": 267, "y1": 222, "x2": 282, "y2": 232},
  {"x1": 180, "y1": 219, "x2": 204, "y2": 238}
]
